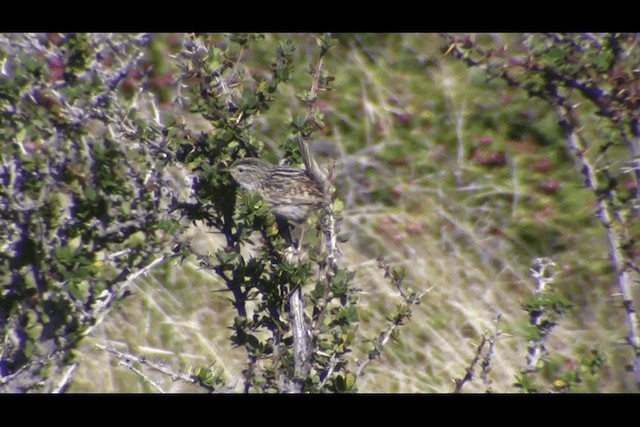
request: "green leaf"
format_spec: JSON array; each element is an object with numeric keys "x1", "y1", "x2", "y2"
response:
[
  {"x1": 522, "y1": 324, "x2": 542, "y2": 341},
  {"x1": 84, "y1": 186, "x2": 97, "y2": 202},
  {"x1": 54, "y1": 245, "x2": 75, "y2": 265},
  {"x1": 333, "y1": 372, "x2": 355, "y2": 392},
  {"x1": 513, "y1": 373, "x2": 538, "y2": 393},
  {"x1": 289, "y1": 115, "x2": 307, "y2": 132},
  {"x1": 316, "y1": 34, "x2": 337, "y2": 55},
  {"x1": 216, "y1": 250, "x2": 238, "y2": 266},
  {"x1": 330, "y1": 269, "x2": 350, "y2": 297},
  {"x1": 310, "y1": 282, "x2": 326, "y2": 303},
  {"x1": 158, "y1": 218, "x2": 180, "y2": 234},
  {"x1": 581, "y1": 348, "x2": 607, "y2": 375},
  {"x1": 336, "y1": 232, "x2": 351, "y2": 243},
  {"x1": 67, "y1": 282, "x2": 84, "y2": 300},
  {"x1": 335, "y1": 306, "x2": 358, "y2": 324},
  {"x1": 593, "y1": 50, "x2": 612, "y2": 73},
  {"x1": 206, "y1": 47, "x2": 226, "y2": 72},
  {"x1": 391, "y1": 266, "x2": 405, "y2": 282},
  {"x1": 278, "y1": 39, "x2": 296, "y2": 57}
]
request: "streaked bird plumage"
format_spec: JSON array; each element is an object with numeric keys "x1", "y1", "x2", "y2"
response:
[{"x1": 228, "y1": 157, "x2": 326, "y2": 223}]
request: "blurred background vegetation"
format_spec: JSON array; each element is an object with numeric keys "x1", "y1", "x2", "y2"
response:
[{"x1": 2, "y1": 33, "x2": 639, "y2": 392}]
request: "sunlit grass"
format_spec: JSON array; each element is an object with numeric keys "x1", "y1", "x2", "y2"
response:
[{"x1": 69, "y1": 33, "x2": 635, "y2": 392}]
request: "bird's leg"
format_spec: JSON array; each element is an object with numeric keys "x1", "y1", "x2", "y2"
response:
[{"x1": 275, "y1": 216, "x2": 295, "y2": 247}]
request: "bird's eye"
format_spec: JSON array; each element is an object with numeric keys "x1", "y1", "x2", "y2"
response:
[{"x1": 237, "y1": 167, "x2": 244, "y2": 173}]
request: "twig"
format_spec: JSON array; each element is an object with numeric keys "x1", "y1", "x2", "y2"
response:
[
  {"x1": 480, "y1": 332, "x2": 497, "y2": 392},
  {"x1": 558, "y1": 111, "x2": 640, "y2": 390},
  {"x1": 287, "y1": 34, "x2": 337, "y2": 390},
  {"x1": 53, "y1": 363, "x2": 78, "y2": 394},
  {"x1": 0, "y1": 349, "x2": 66, "y2": 392},
  {"x1": 316, "y1": 353, "x2": 339, "y2": 391},
  {"x1": 91, "y1": 34, "x2": 152, "y2": 110},
  {"x1": 525, "y1": 257, "x2": 556, "y2": 371},
  {"x1": 288, "y1": 287, "x2": 309, "y2": 393},
  {"x1": 355, "y1": 304, "x2": 420, "y2": 379},
  {"x1": 453, "y1": 313, "x2": 502, "y2": 393},
  {"x1": 444, "y1": 32, "x2": 640, "y2": 391},
  {"x1": 82, "y1": 254, "x2": 174, "y2": 339},
  {"x1": 98, "y1": 345, "x2": 165, "y2": 393},
  {"x1": 97, "y1": 344, "x2": 209, "y2": 392},
  {"x1": 453, "y1": 335, "x2": 488, "y2": 393},
  {"x1": 355, "y1": 257, "x2": 426, "y2": 379}
]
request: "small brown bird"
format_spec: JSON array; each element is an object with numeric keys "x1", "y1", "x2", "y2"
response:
[{"x1": 228, "y1": 157, "x2": 327, "y2": 223}]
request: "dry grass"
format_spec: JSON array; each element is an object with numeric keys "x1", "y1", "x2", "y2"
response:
[{"x1": 67, "y1": 34, "x2": 637, "y2": 392}]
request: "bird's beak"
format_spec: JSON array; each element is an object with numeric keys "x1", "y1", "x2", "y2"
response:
[{"x1": 219, "y1": 160, "x2": 231, "y2": 172}]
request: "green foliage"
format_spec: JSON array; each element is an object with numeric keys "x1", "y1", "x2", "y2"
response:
[
  {"x1": 163, "y1": 33, "x2": 372, "y2": 393},
  {"x1": 516, "y1": 347, "x2": 608, "y2": 393},
  {"x1": 521, "y1": 291, "x2": 574, "y2": 336},
  {"x1": 513, "y1": 373, "x2": 539, "y2": 393},
  {"x1": 5, "y1": 32, "x2": 638, "y2": 393},
  {"x1": 0, "y1": 34, "x2": 184, "y2": 392},
  {"x1": 512, "y1": 259, "x2": 609, "y2": 392},
  {"x1": 444, "y1": 33, "x2": 640, "y2": 391},
  {"x1": 194, "y1": 363, "x2": 226, "y2": 390}
]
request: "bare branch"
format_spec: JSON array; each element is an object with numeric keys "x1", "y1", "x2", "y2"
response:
[
  {"x1": 287, "y1": 34, "x2": 338, "y2": 390},
  {"x1": 525, "y1": 257, "x2": 557, "y2": 371},
  {"x1": 97, "y1": 345, "x2": 165, "y2": 393},
  {"x1": 53, "y1": 363, "x2": 78, "y2": 394},
  {"x1": 82, "y1": 254, "x2": 175, "y2": 339},
  {"x1": 96, "y1": 344, "x2": 225, "y2": 392},
  {"x1": 453, "y1": 335, "x2": 488, "y2": 393},
  {"x1": 558, "y1": 113, "x2": 640, "y2": 390}
]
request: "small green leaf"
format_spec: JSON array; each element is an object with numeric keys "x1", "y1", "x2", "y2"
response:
[
  {"x1": 391, "y1": 266, "x2": 405, "y2": 282},
  {"x1": 331, "y1": 199, "x2": 344, "y2": 213},
  {"x1": 67, "y1": 282, "x2": 84, "y2": 300},
  {"x1": 158, "y1": 219, "x2": 180, "y2": 233},
  {"x1": 344, "y1": 372, "x2": 355, "y2": 391},
  {"x1": 54, "y1": 245, "x2": 75, "y2": 265},
  {"x1": 289, "y1": 115, "x2": 307, "y2": 132}
]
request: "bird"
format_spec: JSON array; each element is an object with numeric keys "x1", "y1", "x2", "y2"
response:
[{"x1": 228, "y1": 157, "x2": 327, "y2": 224}]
